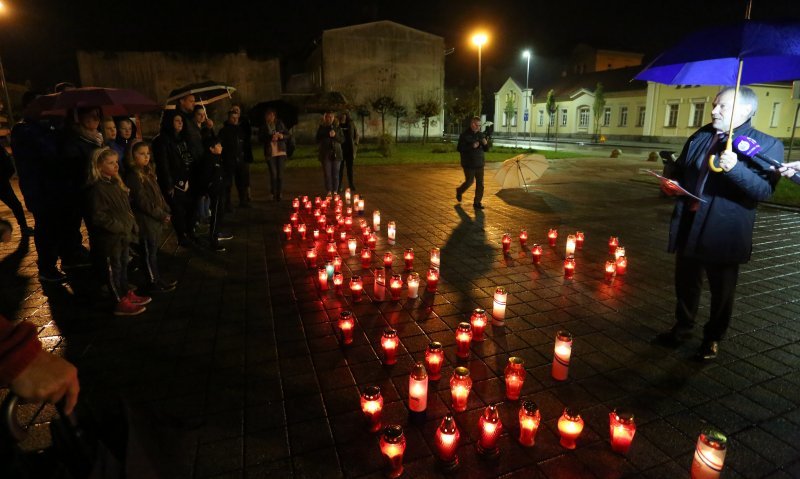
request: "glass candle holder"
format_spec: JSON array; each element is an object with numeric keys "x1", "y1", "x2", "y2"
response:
[
  {"x1": 349, "y1": 275, "x2": 363, "y2": 302},
  {"x1": 552, "y1": 330, "x2": 573, "y2": 381},
  {"x1": 367, "y1": 233, "x2": 377, "y2": 251},
  {"x1": 435, "y1": 415, "x2": 460, "y2": 471},
  {"x1": 344, "y1": 215, "x2": 353, "y2": 227},
  {"x1": 476, "y1": 405, "x2": 503, "y2": 458},
  {"x1": 502, "y1": 232, "x2": 512, "y2": 253},
  {"x1": 492, "y1": 287, "x2": 507, "y2": 325},
  {"x1": 338, "y1": 310, "x2": 354, "y2": 345},
  {"x1": 614, "y1": 246, "x2": 626, "y2": 260},
  {"x1": 344, "y1": 188, "x2": 351, "y2": 204},
  {"x1": 455, "y1": 322, "x2": 473, "y2": 360},
  {"x1": 317, "y1": 267, "x2": 329, "y2": 291},
  {"x1": 519, "y1": 229, "x2": 528, "y2": 247},
  {"x1": 430, "y1": 247, "x2": 440, "y2": 269},
  {"x1": 333, "y1": 272, "x2": 344, "y2": 292},
  {"x1": 389, "y1": 274, "x2": 403, "y2": 301},
  {"x1": 575, "y1": 231, "x2": 585, "y2": 249},
  {"x1": 387, "y1": 221, "x2": 396, "y2": 245},
  {"x1": 406, "y1": 272, "x2": 420, "y2": 299},
  {"x1": 360, "y1": 385, "x2": 383, "y2": 432},
  {"x1": 564, "y1": 255, "x2": 576, "y2": 279},
  {"x1": 408, "y1": 362, "x2": 428, "y2": 415},
  {"x1": 290, "y1": 212, "x2": 299, "y2": 227},
  {"x1": 426, "y1": 268, "x2": 439, "y2": 293},
  {"x1": 312, "y1": 229, "x2": 320, "y2": 240},
  {"x1": 325, "y1": 261, "x2": 334, "y2": 279},
  {"x1": 373, "y1": 210, "x2": 381, "y2": 231},
  {"x1": 609, "y1": 409, "x2": 636, "y2": 454},
  {"x1": 333, "y1": 255, "x2": 342, "y2": 273},
  {"x1": 470, "y1": 308, "x2": 488, "y2": 341},
  {"x1": 558, "y1": 408, "x2": 584, "y2": 449},
  {"x1": 292, "y1": 197, "x2": 300, "y2": 211},
  {"x1": 379, "y1": 425, "x2": 406, "y2": 479},
  {"x1": 360, "y1": 248, "x2": 372, "y2": 269},
  {"x1": 691, "y1": 428, "x2": 727, "y2": 479},
  {"x1": 616, "y1": 255, "x2": 628, "y2": 275},
  {"x1": 283, "y1": 223, "x2": 292, "y2": 240},
  {"x1": 298, "y1": 223, "x2": 307, "y2": 240},
  {"x1": 326, "y1": 241, "x2": 337, "y2": 260},
  {"x1": 383, "y1": 252, "x2": 393, "y2": 269},
  {"x1": 565, "y1": 234, "x2": 576, "y2": 256},
  {"x1": 357, "y1": 198, "x2": 365, "y2": 215},
  {"x1": 531, "y1": 244, "x2": 542, "y2": 264},
  {"x1": 403, "y1": 248, "x2": 414, "y2": 270},
  {"x1": 548, "y1": 228, "x2": 558, "y2": 247},
  {"x1": 325, "y1": 224, "x2": 335, "y2": 237},
  {"x1": 339, "y1": 230, "x2": 347, "y2": 241},
  {"x1": 449, "y1": 367, "x2": 472, "y2": 412},
  {"x1": 518, "y1": 400, "x2": 541, "y2": 447},
  {"x1": 504, "y1": 357, "x2": 526, "y2": 400},
  {"x1": 306, "y1": 247, "x2": 317, "y2": 269},
  {"x1": 608, "y1": 236, "x2": 619, "y2": 254},
  {"x1": 347, "y1": 237, "x2": 357, "y2": 256},
  {"x1": 381, "y1": 328, "x2": 399, "y2": 366},
  {"x1": 424, "y1": 342, "x2": 444, "y2": 380},
  {"x1": 605, "y1": 260, "x2": 616, "y2": 281},
  {"x1": 373, "y1": 267, "x2": 386, "y2": 301}
]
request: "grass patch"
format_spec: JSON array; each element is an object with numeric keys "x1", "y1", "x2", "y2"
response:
[{"x1": 771, "y1": 178, "x2": 800, "y2": 207}]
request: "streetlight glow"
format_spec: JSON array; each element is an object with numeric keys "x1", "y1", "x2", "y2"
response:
[
  {"x1": 522, "y1": 50, "x2": 531, "y2": 59},
  {"x1": 522, "y1": 49, "x2": 533, "y2": 147},
  {"x1": 471, "y1": 32, "x2": 489, "y2": 118},
  {"x1": 471, "y1": 33, "x2": 488, "y2": 47}
]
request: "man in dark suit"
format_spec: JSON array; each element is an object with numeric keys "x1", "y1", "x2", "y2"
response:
[{"x1": 456, "y1": 116, "x2": 490, "y2": 209}]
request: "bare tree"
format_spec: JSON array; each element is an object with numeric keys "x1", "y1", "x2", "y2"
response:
[{"x1": 371, "y1": 96, "x2": 396, "y2": 135}]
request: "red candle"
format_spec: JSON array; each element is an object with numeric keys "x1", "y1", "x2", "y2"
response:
[
  {"x1": 349, "y1": 275, "x2": 363, "y2": 302},
  {"x1": 504, "y1": 357, "x2": 526, "y2": 400},
  {"x1": 383, "y1": 252, "x2": 393, "y2": 269},
  {"x1": 305, "y1": 201, "x2": 312, "y2": 214},
  {"x1": 367, "y1": 233, "x2": 377, "y2": 251},
  {"x1": 502, "y1": 233, "x2": 512, "y2": 254},
  {"x1": 455, "y1": 322, "x2": 472, "y2": 360},
  {"x1": 318, "y1": 267, "x2": 329, "y2": 291},
  {"x1": 548, "y1": 228, "x2": 558, "y2": 247},
  {"x1": 575, "y1": 231, "x2": 585, "y2": 249},
  {"x1": 360, "y1": 248, "x2": 372, "y2": 269},
  {"x1": 426, "y1": 268, "x2": 439, "y2": 293},
  {"x1": 306, "y1": 247, "x2": 317, "y2": 269},
  {"x1": 605, "y1": 260, "x2": 616, "y2": 281},
  {"x1": 564, "y1": 256, "x2": 575, "y2": 279},
  {"x1": 333, "y1": 272, "x2": 344, "y2": 292},
  {"x1": 608, "y1": 236, "x2": 619, "y2": 254},
  {"x1": 339, "y1": 230, "x2": 347, "y2": 241},
  {"x1": 435, "y1": 415, "x2": 460, "y2": 471},
  {"x1": 360, "y1": 385, "x2": 383, "y2": 432},
  {"x1": 317, "y1": 215, "x2": 327, "y2": 229},
  {"x1": 558, "y1": 408, "x2": 584, "y2": 449},
  {"x1": 518, "y1": 400, "x2": 541, "y2": 447},
  {"x1": 298, "y1": 223, "x2": 307, "y2": 240},
  {"x1": 326, "y1": 241, "x2": 337, "y2": 260},
  {"x1": 312, "y1": 229, "x2": 320, "y2": 240},
  {"x1": 325, "y1": 224, "x2": 335, "y2": 237},
  {"x1": 292, "y1": 197, "x2": 300, "y2": 211},
  {"x1": 616, "y1": 255, "x2": 627, "y2": 275},
  {"x1": 403, "y1": 248, "x2": 414, "y2": 270},
  {"x1": 476, "y1": 405, "x2": 503, "y2": 458},
  {"x1": 361, "y1": 226, "x2": 370, "y2": 243},
  {"x1": 424, "y1": 342, "x2": 444, "y2": 380},
  {"x1": 379, "y1": 425, "x2": 406, "y2": 479},
  {"x1": 552, "y1": 330, "x2": 573, "y2": 381},
  {"x1": 314, "y1": 196, "x2": 322, "y2": 206},
  {"x1": 470, "y1": 308, "x2": 487, "y2": 341},
  {"x1": 531, "y1": 244, "x2": 542, "y2": 264},
  {"x1": 519, "y1": 229, "x2": 528, "y2": 248},
  {"x1": 449, "y1": 367, "x2": 472, "y2": 412},
  {"x1": 338, "y1": 310, "x2": 354, "y2": 345},
  {"x1": 381, "y1": 328, "x2": 399, "y2": 365},
  {"x1": 333, "y1": 255, "x2": 343, "y2": 273},
  {"x1": 290, "y1": 212, "x2": 299, "y2": 227},
  {"x1": 344, "y1": 215, "x2": 353, "y2": 227},
  {"x1": 389, "y1": 274, "x2": 403, "y2": 301},
  {"x1": 283, "y1": 223, "x2": 292, "y2": 240},
  {"x1": 407, "y1": 362, "x2": 428, "y2": 418},
  {"x1": 609, "y1": 410, "x2": 636, "y2": 454}
]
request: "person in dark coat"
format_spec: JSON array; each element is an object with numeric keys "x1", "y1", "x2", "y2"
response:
[
  {"x1": 218, "y1": 109, "x2": 248, "y2": 208},
  {"x1": 152, "y1": 111, "x2": 196, "y2": 247},
  {"x1": 114, "y1": 117, "x2": 136, "y2": 153},
  {"x1": 232, "y1": 104, "x2": 254, "y2": 204},
  {"x1": 259, "y1": 108, "x2": 290, "y2": 202},
  {"x1": 0, "y1": 143, "x2": 31, "y2": 235},
  {"x1": 657, "y1": 86, "x2": 782, "y2": 360},
  {"x1": 337, "y1": 111, "x2": 359, "y2": 192},
  {"x1": 456, "y1": 116, "x2": 490, "y2": 209},
  {"x1": 194, "y1": 135, "x2": 228, "y2": 252},
  {"x1": 316, "y1": 111, "x2": 343, "y2": 196}
]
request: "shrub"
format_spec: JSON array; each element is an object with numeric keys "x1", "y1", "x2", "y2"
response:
[{"x1": 377, "y1": 133, "x2": 394, "y2": 157}]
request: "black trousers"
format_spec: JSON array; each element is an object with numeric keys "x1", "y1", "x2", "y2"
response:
[
  {"x1": 166, "y1": 188, "x2": 196, "y2": 241},
  {"x1": 235, "y1": 161, "x2": 250, "y2": 203},
  {"x1": 208, "y1": 187, "x2": 226, "y2": 246},
  {"x1": 0, "y1": 179, "x2": 27, "y2": 228},
  {"x1": 267, "y1": 155, "x2": 286, "y2": 197},
  {"x1": 456, "y1": 166, "x2": 484, "y2": 205},
  {"x1": 674, "y1": 254, "x2": 740, "y2": 342},
  {"x1": 338, "y1": 152, "x2": 355, "y2": 191}
]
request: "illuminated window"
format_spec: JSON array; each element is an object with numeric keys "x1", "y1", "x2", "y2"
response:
[
  {"x1": 561, "y1": 109, "x2": 568, "y2": 127},
  {"x1": 578, "y1": 107, "x2": 589, "y2": 128},
  {"x1": 619, "y1": 107, "x2": 628, "y2": 126},
  {"x1": 602, "y1": 107, "x2": 612, "y2": 127},
  {"x1": 538, "y1": 110, "x2": 544, "y2": 126}
]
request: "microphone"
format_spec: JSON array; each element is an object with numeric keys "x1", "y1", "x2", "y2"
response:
[{"x1": 732, "y1": 136, "x2": 800, "y2": 185}]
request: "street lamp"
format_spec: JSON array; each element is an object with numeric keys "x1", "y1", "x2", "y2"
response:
[
  {"x1": 522, "y1": 50, "x2": 531, "y2": 147},
  {"x1": 0, "y1": 1, "x2": 14, "y2": 125},
  {"x1": 471, "y1": 32, "x2": 488, "y2": 118}
]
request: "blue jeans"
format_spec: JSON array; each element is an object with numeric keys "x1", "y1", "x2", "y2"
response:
[{"x1": 322, "y1": 160, "x2": 341, "y2": 193}]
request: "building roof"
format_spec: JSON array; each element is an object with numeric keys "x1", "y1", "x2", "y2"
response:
[
  {"x1": 322, "y1": 20, "x2": 443, "y2": 41},
  {"x1": 536, "y1": 66, "x2": 647, "y2": 101}
]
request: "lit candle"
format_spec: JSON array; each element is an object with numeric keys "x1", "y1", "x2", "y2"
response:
[
  {"x1": 379, "y1": 425, "x2": 406, "y2": 479},
  {"x1": 332, "y1": 255, "x2": 342, "y2": 273},
  {"x1": 609, "y1": 409, "x2": 636, "y2": 454},
  {"x1": 283, "y1": 223, "x2": 292, "y2": 240},
  {"x1": 476, "y1": 405, "x2": 503, "y2": 458},
  {"x1": 548, "y1": 228, "x2": 558, "y2": 247},
  {"x1": 564, "y1": 255, "x2": 575, "y2": 279},
  {"x1": 519, "y1": 229, "x2": 528, "y2": 248},
  {"x1": 614, "y1": 246, "x2": 626, "y2": 260},
  {"x1": 426, "y1": 268, "x2": 439, "y2": 293},
  {"x1": 314, "y1": 196, "x2": 321, "y2": 206},
  {"x1": 325, "y1": 224, "x2": 335, "y2": 237},
  {"x1": 373, "y1": 210, "x2": 381, "y2": 231},
  {"x1": 389, "y1": 274, "x2": 403, "y2": 301},
  {"x1": 424, "y1": 342, "x2": 444, "y2": 380},
  {"x1": 368, "y1": 233, "x2": 378, "y2": 251},
  {"x1": 333, "y1": 272, "x2": 344, "y2": 292},
  {"x1": 339, "y1": 230, "x2": 347, "y2": 241},
  {"x1": 566, "y1": 234, "x2": 576, "y2": 256},
  {"x1": 318, "y1": 267, "x2": 329, "y2": 291},
  {"x1": 406, "y1": 272, "x2": 420, "y2": 299},
  {"x1": 605, "y1": 260, "x2": 616, "y2": 281},
  {"x1": 306, "y1": 247, "x2": 317, "y2": 269},
  {"x1": 325, "y1": 261, "x2": 335, "y2": 279},
  {"x1": 690, "y1": 428, "x2": 727, "y2": 479},
  {"x1": 608, "y1": 236, "x2": 619, "y2": 254},
  {"x1": 470, "y1": 308, "x2": 487, "y2": 341},
  {"x1": 455, "y1": 322, "x2": 473, "y2": 360},
  {"x1": 344, "y1": 215, "x2": 353, "y2": 227},
  {"x1": 575, "y1": 231, "x2": 585, "y2": 249},
  {"x1": 357, "y1": 198, "x2": 365, "y2": 215},
  {"x1": 616, "y1": 255, "x2": 627, "y2": 275},
  {"x1": 387, "y1": 221, "x2": 396, "y2": 245},
  {"x1": 338, "y1": 310, "x2": 355, "y2": 345},
  {"x1": 449, "y1": 367, "x2": 472, "y2": 412},
  {"x1": 360, "y1": 248, "x2": 372, "y2": 269},
  {"x1": 531, "y1": 244, "x2": 542, "y2": 264},
  {"x1": 492, "y1": 287, "x2": 507, "y2": 326},
  {"x1": 403, "y1": 248, "x2": 414, "y2": 270},
  {"x1": 361, "y1": 226, "x2": 370, "y2": 243},
  {"x1": 435, "y1": 415, "x2": 460, "y2": 471},
  {"x1": 304, "y1": 201, "x2": 312, "y2": 214},
  {"x1": 430, "y1": 247, "x2": 440, "y2": 269},
  {"x1": 334, "y1": 203, "x2": 342, "y2": 215},
  {"x1": 552, "y1": 330, "x2": 573, "y2": 381},
  {"x1": 352, "y1": 193, "x2": 360, "y2": 208},
  {"x1": 518, "y1": 400, "x2": 541, "y2": 447},
  {"x1": 360, "y1": 385, "x2": 383, "y2": 432},
  {"x1": 290, "y1": 212, "x2": 299, "y2": 227},
  {"x1": 347, "y1": 237, "x2": 357, "y2": 256},
  {"x1": 314, "y1": 208, "x2": 321, "y2": 220},
  {"x1": 383, "y1": 252, "x2": 393, "y2": 269},
  {"x1": 374, "y1": 267, "x2": 386, "y2": 301},
  {"x1": 408, "y1": 362, "x2": 428, "y2": 421},
  {"x1": 298, "y1": 223, "x2": 307, "y2": 240},
  {"x1": 381, "y1": 328, "x2": 399, "y2": 366},
  {"x1": 504, "y1": 357, "x2": 526, "y2": 400},
  {"x1": 557, "y1": 408, "x2": 584, "y2": 449},
  {"x1": 326, "y1": 241, "x2": 337, "y2": 260},
  {"x1": 345, "y1": 188, "x2": 351, "y2": 204},
  {"x1": 502, "y1": 232, "x2": 512, "y2": 254},
  {"x1": 292, "y1": 197, "x2": 300, "y2": 211},
  {"x1": 312, "y1": 228, "x2": 320, "y2": 240},
  {"x1": 317, "y1": 215, "x2": 327, "y2": 229},
  {"x1": 349, "y1": 275, "x2": 363, "y2": 302}
]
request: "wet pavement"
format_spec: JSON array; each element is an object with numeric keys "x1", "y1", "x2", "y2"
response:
[{"x1": 1, "y1": 156, "x2": 799, "y2": 478}]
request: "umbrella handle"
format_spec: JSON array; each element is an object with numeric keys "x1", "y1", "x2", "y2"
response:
[{"x1": 708, "y1": 136, "x2": 733, "y2": 173}]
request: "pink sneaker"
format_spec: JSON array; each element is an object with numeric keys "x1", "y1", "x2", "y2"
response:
[
  {"x1": 114, "y1": 297, "x2": 146, "y2": 316},
  {"x1": 126, "y1": 289, "x2": 152, "y2": 306}
]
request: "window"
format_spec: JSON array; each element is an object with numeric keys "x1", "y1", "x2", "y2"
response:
[
  {"x1": 770, "y1": 102, "x2": 780, "y2": 127},
  {"x1": 578, "y1": 107, "x2": 589, "y2": 128},
  {"x1": 549, "y1": 112, "x2": 556, "y2": 127},
  {"x1": 561, "y1": 109, "x2": 568, "y2": 127},
  {"x1": 603, "y1": 107, "x2": 612, "y2": 127},
  {"x1": 665, "y1": 103, "x2": 679, "y2": 127},
  {"x1": 511, "y1": 112, "x2": 517, "y2": 127},
  {"x1": 689, "y1": 102, "x2": 705, "y2": 127},
  {"x1": 502, "y1": 112, "x2": 508, "y2": 127},
  {"x1": 637, "y1": 106, "x2": 646, "y2": 127},
  {"x1": 538, "y1": 110, "x2": 544, "y2": 127},
  {"x1": 619, "y1": 106, "x2": 628, "y2": 126}
]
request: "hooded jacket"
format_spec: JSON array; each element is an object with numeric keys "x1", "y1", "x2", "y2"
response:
[{"x1": 457, "y1": 127, "x2": 489, "y2": 169}]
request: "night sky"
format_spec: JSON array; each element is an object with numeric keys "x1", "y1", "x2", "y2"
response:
[{"x1": 2, "y1": 0, "x2": 800, "y2": 94}]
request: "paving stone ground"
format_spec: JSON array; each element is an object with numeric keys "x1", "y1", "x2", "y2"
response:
[{"x1": 1, "y1": 156, "x2": 799, "y2": 478}]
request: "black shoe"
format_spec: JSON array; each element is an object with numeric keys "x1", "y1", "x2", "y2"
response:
[
  {"x1": 456, "y1": 189, "x2": 462, "y2": 202},
  {"x1": 473, "y1": 203, "x2": 484, "y2": 209},
  {"x1": 38, "y1": 269, "x2": 67, "y2": 283},
  {"x1": 159, "y1": 278, "x2": 178, "y2": 288},
  {"x1": 212, "y1": 244, "x2": 227, "y2": 253},
  {"x1": 654, "y1": 328, "x2": 692, "y2": 348},
  {"x1": 216, "y1": 232, "x2": 234, "y2": 241},
  {"x1": 695, "y1": 341, "x2": 719, "y2": 361},
  {"x1": 148, "y1": 281, "x2": 176, "y2": 293}
]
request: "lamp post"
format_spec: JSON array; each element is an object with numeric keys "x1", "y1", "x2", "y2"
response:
[
  {"x1": 0, "y1": 1, "x2": 14, "y2": 125},
  {"x1": 522, "y1": 49, "x2": 531, "y2": 148},
  {"x1": 471, "y1": 32, "x2": 488, "y2": 119}
]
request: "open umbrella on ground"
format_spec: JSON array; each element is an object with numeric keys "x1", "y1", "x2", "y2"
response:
[
  {"x1": 635, "y1": 15, "x2": 800, "y2": 172},
  {"x1": 493, "y1": 153, "x2": 549, "y2": 192},
  {"x1": 165, "y1": 81, "x2": 236, "y2": 107},
  {"x1": 22, "y1": 87, "x2": 160, "y2": 118}
]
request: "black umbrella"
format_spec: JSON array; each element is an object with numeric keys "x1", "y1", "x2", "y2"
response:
[
  {"x1": 249, "y1": 100, "x2": 299, "y2": 129},
  {"x1": 165, "y1": 81, "x2": 236, "y2": 106}
]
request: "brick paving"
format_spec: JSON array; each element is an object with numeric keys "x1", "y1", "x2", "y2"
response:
[{"x1": 1, "y1": 156, "x2": 800, "y2": 478}]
